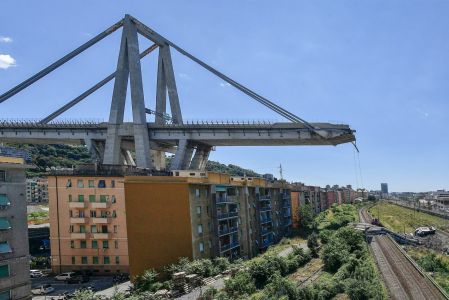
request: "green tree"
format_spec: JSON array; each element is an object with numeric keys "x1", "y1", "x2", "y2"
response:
[
  {"x1": 307, "y1": 232, "x2": 320, "y2": 257},
  {"x1": 298, "y1": 204, "x2": 314, "y2": 229}
]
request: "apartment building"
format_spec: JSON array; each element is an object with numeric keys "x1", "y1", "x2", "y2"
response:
[
  {"x1": 0, "y1": 154, "x2": 32, "y2": 299},
  {"x1": 48, "y1": 166, "x2": 293, "y2": 278},
  {"x1": 125, "y1": 171, "x2": 292, "y2": 277},
  {"x1": 48, "y1": 173, "x2": 129, "y2": 275},
  {"x1": 26, "y1": 178, "x2": 48, "y2": 203}
]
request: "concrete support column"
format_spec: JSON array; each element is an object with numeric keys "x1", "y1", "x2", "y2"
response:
[
  {"x1": 151, "y1": 150, "x2": 166, "y2": 171},
  {"x1": 170, "y1": 139, "x2": 194, "y2": 170}
]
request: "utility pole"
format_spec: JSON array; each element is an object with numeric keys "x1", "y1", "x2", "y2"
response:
[{"x1": 279, "y1": 164, "x2": 284, "y2": 181}]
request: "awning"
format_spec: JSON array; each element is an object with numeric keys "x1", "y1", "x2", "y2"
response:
[
  {"x1": 0, "y1": 218, "x2": 10, "y2": 230},
  {"x1": 0, "y1": 195, "x2": 9, "y2": 206},
  {"x1": 0, "y1": 242, "x2": 12, "y2": 254}
]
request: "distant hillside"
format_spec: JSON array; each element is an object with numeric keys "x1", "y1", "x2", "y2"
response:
[{"x1": 7, "y1": 144, "x2": 261, "y2": 178}]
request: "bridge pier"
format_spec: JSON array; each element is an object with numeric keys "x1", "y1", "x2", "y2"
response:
[{"x1": 189, "y1": 146, "x2": 212, "y2": 170}]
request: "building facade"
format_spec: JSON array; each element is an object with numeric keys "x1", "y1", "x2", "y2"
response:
[
  {"x1": 26, "y1": 178, "x2": 48, "y2": 203},
  {"x1": 381, "y1": 183, "x2": 389, "y2": 195},
  {"x1": 0, "y1": 155, "x2": 32, "y2": 299},
  {"x1": 48, "y1": 168, "x2": 293, "y2": 278},
  {"x1": 48, "y1": 175, "x2": 129, "y2": 275}
]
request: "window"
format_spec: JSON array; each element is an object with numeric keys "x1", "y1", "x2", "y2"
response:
[
  {"x1": 78, "y1": 195, "x2": 84, "y2": 202},
  {"x1": 92, "y1": 240, "x2": 98, "y2": 249},
  {"x1": 0, "y1": 265, "x2": 9, "y2": 278},
  {"x1": 196, "y1": 206, "x2": 201, "y2": 216},
  {"x1": 91, "y1": 225, "x2": 97, "y2": 233},
  {"x1": 88, "y1": 180, "x2": 94, "y2": 188},
  {"x1": 104, "y1": 256, "x2": 110, "y2": 264},
  {"x1": 70, "y1": 240, "x2": 74, "y2": 248},
  {"x1": 195, "y1": 189, "x2": 200, "y2": 198},
  {"x1": 90, "y1": 211, "x2": 96, "y2": 218},
  {"x1": 93, "y1": 256, "x2": 99, "y2": 264},
  {"x1": 113, "y1": 225, "x2": 118, "y2": 233},
  {"x1": 115, "y1": 256, "x2": 120, "y2": 264},
  {"x1": 205, "y1": 190, "x2": 208, "y2": 198},
  {"x1": 77, "y1": 180, "x2": 84, "y2": 188},
  {"x1": 79, "y1": 225, "x2": 86, "y2": 233},
  {"x1": 198, "y1": 224, "x2": 203, "y2": 234},
  {"x1": 0, "y1": 291, "x2": 10, "y2": 300},
  {"x1": 71, "y1": 256, "x2": 76, "y2": 264},
  {"x1": 89, "y1": 195, "x2": 96, "y2": 203},
  {"x1": 199, "y1": 242, "x2": 204, "y2": 253},
  {"x1": 69, "y1": 210, "x2": 73, "y2": 218},
  {"x1": 114, "y1": 240, "x2": 119, "y2": 249},
  {"x1": 111, "y1": 196, "x2": 116, "y2": 203},
  {"x1": 102, "y1": 241, "x2": 109, "y2": 249},
  {"x1": 66, "y1": 179, "x2": 72, "y2": 187},
  {"x1": 98, "y1": 180, "x2": 106, "y2": 188},
  {"x1": 101, "y1": 225, "x2": 108, "y2": 233},
  {"x1": 68, "y1": 194, "x2": 72, "y2": 202},
  {"x1": 69, "y1": 225, "x2": 74, "y2": 233},
  {"x1": 206, "y1": 206, "x2": 209, "y2": 216},
  {"x1": 112, "y1": 210, "x2": 117, "y2": 218},
  {"x1": 81, "y1": 257, "x2": 88, "y2": 264},
  {"x1": 111, "y1": 180, "x2": 115, "y2": 188},
  {"x1": 100, "y1": 195, "x2": 107, "y2": 203},
  {"x1": 80, "y1": 240, "x2": 87, "y2": 249}
]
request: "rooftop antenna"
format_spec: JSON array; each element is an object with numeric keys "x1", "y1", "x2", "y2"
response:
[{"x1": 279, "y1": 164, "x2": 284, "y2": 180}]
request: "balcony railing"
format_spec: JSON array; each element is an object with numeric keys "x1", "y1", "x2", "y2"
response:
[
  {"x1": 217, "y1": 212, "x2": 238, "y2": 220},
  {"x1": 259, "y1": 206, "x2": 271, "y2": 212},
  {"x1": 260, "y1": 217, "x2": 272, "y2": 225},
  {"x1": 91, "y1": 202, "x2": 110, "y2": 209},
  {"x1": 69, "y1": 217, "x2": 86, "y2": 224},
  {"x1": 91, "y1": 217, "x2": 111, "y2": 224},
  {"x1": 91, "y1": 232, "x2": 109, "y2": 239},
  {"x1": 220, "y1": 241, "x2": 240, "y2": 252},
  {"x1": 260, "y1": 228, "x2": 272, "y2": 236},
  {"x1": 218, "y1": 226, "x2": 238, "y2": 236},
  {"x1": 259, "y1": 195, "x2": 271, "y2": 201},
  {"x1": 282, "y1": 194, "x2": 291, "y2": 200},
  {"x1": 69, "y1": 202, "x2": 86, "y2": 208},
  {"x1": 260, "y1": 239, "x2": 273, "y2": 248},
  {"x1": 70, "y1": 232, "x2": 87, "y2": 239},
  {"x1": 216, "y1": 196, "x2": 236, "y2": 204}
]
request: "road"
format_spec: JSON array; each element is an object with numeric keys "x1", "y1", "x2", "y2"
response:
[
  {"x1": 360, "y1": 208, "x2": 446, "y2": 300},
  {"x1": 31, "y1": 276, "x2": 115, "y2": 299}
]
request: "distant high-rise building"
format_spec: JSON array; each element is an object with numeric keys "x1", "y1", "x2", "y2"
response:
[{"x1": 381, "y1": 183, "x2": 389, "y2": 195}]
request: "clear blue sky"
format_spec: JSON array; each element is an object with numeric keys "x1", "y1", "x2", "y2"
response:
[{"x1": 1, "y1": 1, "x2": 448, "y2": 192}]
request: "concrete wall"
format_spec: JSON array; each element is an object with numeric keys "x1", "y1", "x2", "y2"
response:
[{"x1": 124, "y1": 177, "x2": 193, "y2": 278}]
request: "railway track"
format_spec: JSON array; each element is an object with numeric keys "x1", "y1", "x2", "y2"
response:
[{"x1": 360, "y1": 208, "x2": 447, "y2": 300}]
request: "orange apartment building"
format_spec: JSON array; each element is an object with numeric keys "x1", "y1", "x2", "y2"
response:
[
  {"x1": 48, "y1": 166, "x2": 293, "y2": 278},
  {"x1": 48, "y1": 174, "x2": 129, "y2": 274}
]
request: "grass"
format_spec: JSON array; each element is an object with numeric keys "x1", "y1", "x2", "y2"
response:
[
  {"x1": 407, "y1": 247, "x2": 449, "y2": 294},
  {"x1": 27, "y1": 210, "x2": 49, "y2": 225},
  {"x1": 368, "y1": 201, "x2": 449, "y2": 233}
]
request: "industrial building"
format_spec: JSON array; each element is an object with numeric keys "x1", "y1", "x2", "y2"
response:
[
  {"x1": 48, "y1": 166, "x2": 292, "y2": 278},
  {"x1": 0, "y1": 153, "x2": 32, "y2": 299}
]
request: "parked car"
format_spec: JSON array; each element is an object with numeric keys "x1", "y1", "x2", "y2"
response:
[
  {"x1": 31, "y1": 284, "x2": 54, "y2": 295},
  {"x1": 55, "y1": 272, "x2": 75, "y2": 281},
  {"x1": 30, "y1": 269, "x2": 44, "y2": 278},
  {"x1": 65, "y1": 272, "x2": 90, "y2": 284}
]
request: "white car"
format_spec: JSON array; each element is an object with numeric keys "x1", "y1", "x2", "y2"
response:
[
  {"x1": 31, "y1": 284, "x2": 54, "y2": 295},
  {"x1": 54, "y1": 272, "x2": 75, "y2": 281},
  {"x1": 30, "y1": 269, "x2": 44, "y2": 278}
]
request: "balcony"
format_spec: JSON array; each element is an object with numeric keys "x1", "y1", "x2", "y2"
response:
[
  {"x1": 217, "y1": 212, "x2": 238, "y2": 220},
  {"x1": 70, "y1": 217, "x2": 86, "y2": 224},
  {"x1": 220, "y1": 241, "x2": 240, "y2": 252},
  {"x1": 70, "y1": 233, "x2": 87, "y2": 239},
  {"x1": 259, "y1": 206, "x2": 271, "y2": 212},
  {"x1": 282, "y1": 220, "x2": 293, "y2": 227},
  {"x1": 216, "y1": 196, "x2": 235, "y2": 204},
  {"x1": 69, "y1": 202, "x2": 86, "y2": 208},
  {"x1": 260, "y1": 228, "x2": 272, "y2": 236},
  {"x1": 91, "y1": 217, "x2": 110, "y2": 224},
  {"x1": 260, "y1": 217, "x2": 272, "y2": 225},
  {"x1": 282, "y1": 194, "x2": 291, "y2": 200},
  {"x1": 91, "y1": 202, "x2": 109, "y2": 209},
  {"x1": 92, "y1": 233, "x2": 109, "y2": 239},
  {"x1": 259, "y1": 195, "x2": 271, "y2": 202},
  {"x1": 218, "y1": 226, "x2": 238, "y2": 236},
  {"x1": 260, "y1": 239, "x2": 273, "y2": 248}
]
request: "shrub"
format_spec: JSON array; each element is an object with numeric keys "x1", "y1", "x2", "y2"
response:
[
  {"x1": 134, "y1": 269, "x2": 161, "y2": 293},
  {"x1": 224, "y1": 271, "x2": 257, "y2": 298},
  {"x1": 263, "y1": 272, "x2": 299, "y2": 300},
  {"x1": 307, "y1": 232, "x2": 320, "y2": 257}
]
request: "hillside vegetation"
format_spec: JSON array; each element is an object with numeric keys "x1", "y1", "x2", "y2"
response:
[{"x1": 8, "y1": 144, "x2": 261, "y2": 178}]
